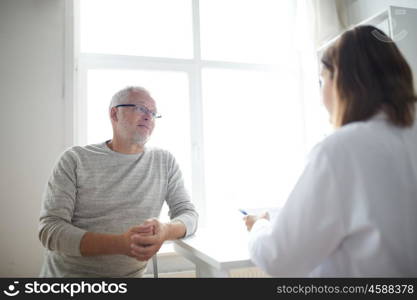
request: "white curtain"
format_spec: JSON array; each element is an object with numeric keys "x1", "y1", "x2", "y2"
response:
[
  {"x1": 294, "y1": 0, "x2": 347, "y2": 151},
  {"x1": 297, "y1": 0, "x2": 348, "y2": 49}
]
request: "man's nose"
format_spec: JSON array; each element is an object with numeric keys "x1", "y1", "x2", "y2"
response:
[{"x1": 141, "y1": 113, "x2": 151, "y2": 122}]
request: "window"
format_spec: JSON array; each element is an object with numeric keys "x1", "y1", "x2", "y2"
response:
[
  {"x1": 76, "y1": 0, "x2": 308, "y2": 226},
  {"x1": 199, "y1": 0, "x2": 293, "y2": 64},
  {"x1": 202, "y1": 68, "x2": 305, "y2": 223},
  {"x1": 80, "y1": 0, "x2": 193, "y2": 58}
]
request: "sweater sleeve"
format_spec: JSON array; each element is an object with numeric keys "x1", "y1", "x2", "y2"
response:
[
  {"x1": 164, "y1": 152, "x2": 198, "y2": 237},
  {"x1": 248, "y1": 145, "x2": 346, "y2": 276},
  {"x1": 38, "y1": 149, "x2": 87, "y2": 256}
]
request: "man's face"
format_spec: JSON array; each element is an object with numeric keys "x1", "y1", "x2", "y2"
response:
[{"x1": 113, "y1": 91, "x2": 157, "y2": 145}]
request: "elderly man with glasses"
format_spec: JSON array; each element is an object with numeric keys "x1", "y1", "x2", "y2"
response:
[{"x1": 38, "y1": 86, "x2": 198, "y2": 277}]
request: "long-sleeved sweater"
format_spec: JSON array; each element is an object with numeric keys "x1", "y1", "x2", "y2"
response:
[{"x1": 39, "y1": 141, "x2": 198, "y2": 277}]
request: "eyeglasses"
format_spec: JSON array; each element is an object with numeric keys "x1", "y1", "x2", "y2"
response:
[{"x1": 114, "y1": 104, "x2": 162, "y2": 119}]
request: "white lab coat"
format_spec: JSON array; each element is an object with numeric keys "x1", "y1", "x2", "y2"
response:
[{"x1": 248, "y1": 112, "x2": 417, "y2": 277}]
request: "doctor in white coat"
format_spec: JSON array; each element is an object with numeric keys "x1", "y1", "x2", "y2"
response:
[{"x1": 244, "y1": 25, "x2": 417, "y2": 277}]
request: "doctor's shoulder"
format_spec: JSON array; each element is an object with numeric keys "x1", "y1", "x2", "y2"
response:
[{"x1": 308, "y1": 120, "x2": 373, "y2": 163}]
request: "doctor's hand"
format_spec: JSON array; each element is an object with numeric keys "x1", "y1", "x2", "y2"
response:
[
  {"x1": 129, "y1": 218, "x2": 168, "y2": 261},
  {"x1": 244, "y1": 212, "x2": 270, "y2": 232}
]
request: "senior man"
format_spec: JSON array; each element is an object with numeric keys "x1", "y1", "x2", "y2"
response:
[{"x1": 39, "y1": 86, "x2": 198, "y2": 277}]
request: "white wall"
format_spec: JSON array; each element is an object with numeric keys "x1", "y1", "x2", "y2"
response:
[
  {"x1": 344, "y1": 0, "x2": 417, "y2": 25},
  {"x1": 0, "y1": 0, "x2": 65, "y2": 276}
]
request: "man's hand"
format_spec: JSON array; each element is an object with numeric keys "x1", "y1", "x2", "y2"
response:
[
  {"x1": 129, "y1": 218, "x2": 168, "y2": 261},
  {"x1": 244, "y1": 212, "x2": 270, "y2": 231},
  {"x1": 120, "y1": 224, "x2": 154, "y2": 257}
]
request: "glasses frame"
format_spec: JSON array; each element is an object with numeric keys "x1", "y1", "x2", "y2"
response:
[{"x1": 114, "y1": 104, "x2": 162, "y2": 119}]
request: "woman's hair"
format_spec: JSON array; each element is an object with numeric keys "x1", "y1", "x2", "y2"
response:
[{"x1": 321, "y1": 25, "x2": 416, "y2": 127}]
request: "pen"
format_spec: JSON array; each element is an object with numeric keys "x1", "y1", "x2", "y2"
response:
[{"x1": 238, "y1": 209, "x2": 248, "y2": 215}]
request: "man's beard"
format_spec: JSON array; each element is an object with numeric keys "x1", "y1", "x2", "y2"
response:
[
  {"x1": 120, "y1": 122, "x2": 151, "y2": 145},
  {"x1": 131, "y1": 132, "x2": 150, "y2": 145}
]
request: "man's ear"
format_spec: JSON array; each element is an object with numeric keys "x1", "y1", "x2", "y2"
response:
[{"x1": 110, "y1": 107, "x2": 118, "y2": 122}]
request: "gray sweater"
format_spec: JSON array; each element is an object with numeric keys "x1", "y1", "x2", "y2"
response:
[{"x1": 38, "y1": 142, "x2": 198, "y2": 277}]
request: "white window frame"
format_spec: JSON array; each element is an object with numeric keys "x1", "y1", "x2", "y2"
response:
[{"x1": 65, "y1": 0, "x2": 303, "y2": 227}]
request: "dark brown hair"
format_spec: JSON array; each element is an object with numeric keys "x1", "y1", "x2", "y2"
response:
[{"x1": 321, "y1": 25, "x2": 416, "y2": 127}]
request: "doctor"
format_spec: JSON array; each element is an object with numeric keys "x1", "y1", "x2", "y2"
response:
[{"x1": 244, "y1": 25, "x2": 417, "y2": 277}]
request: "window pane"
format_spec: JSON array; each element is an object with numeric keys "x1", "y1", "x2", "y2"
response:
[
  {"x1": 202, "y1": 68, "x2": 305, "y2": 223},
  {"x1": 80, "y1": 0, "x2": 193, "y2": 58},
  {"x1": 200, "y1": 0, "x2": 294, "y2": 64},
  {"x1": 86, "y1": 69, "x2": 192, "y2": 221}
]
